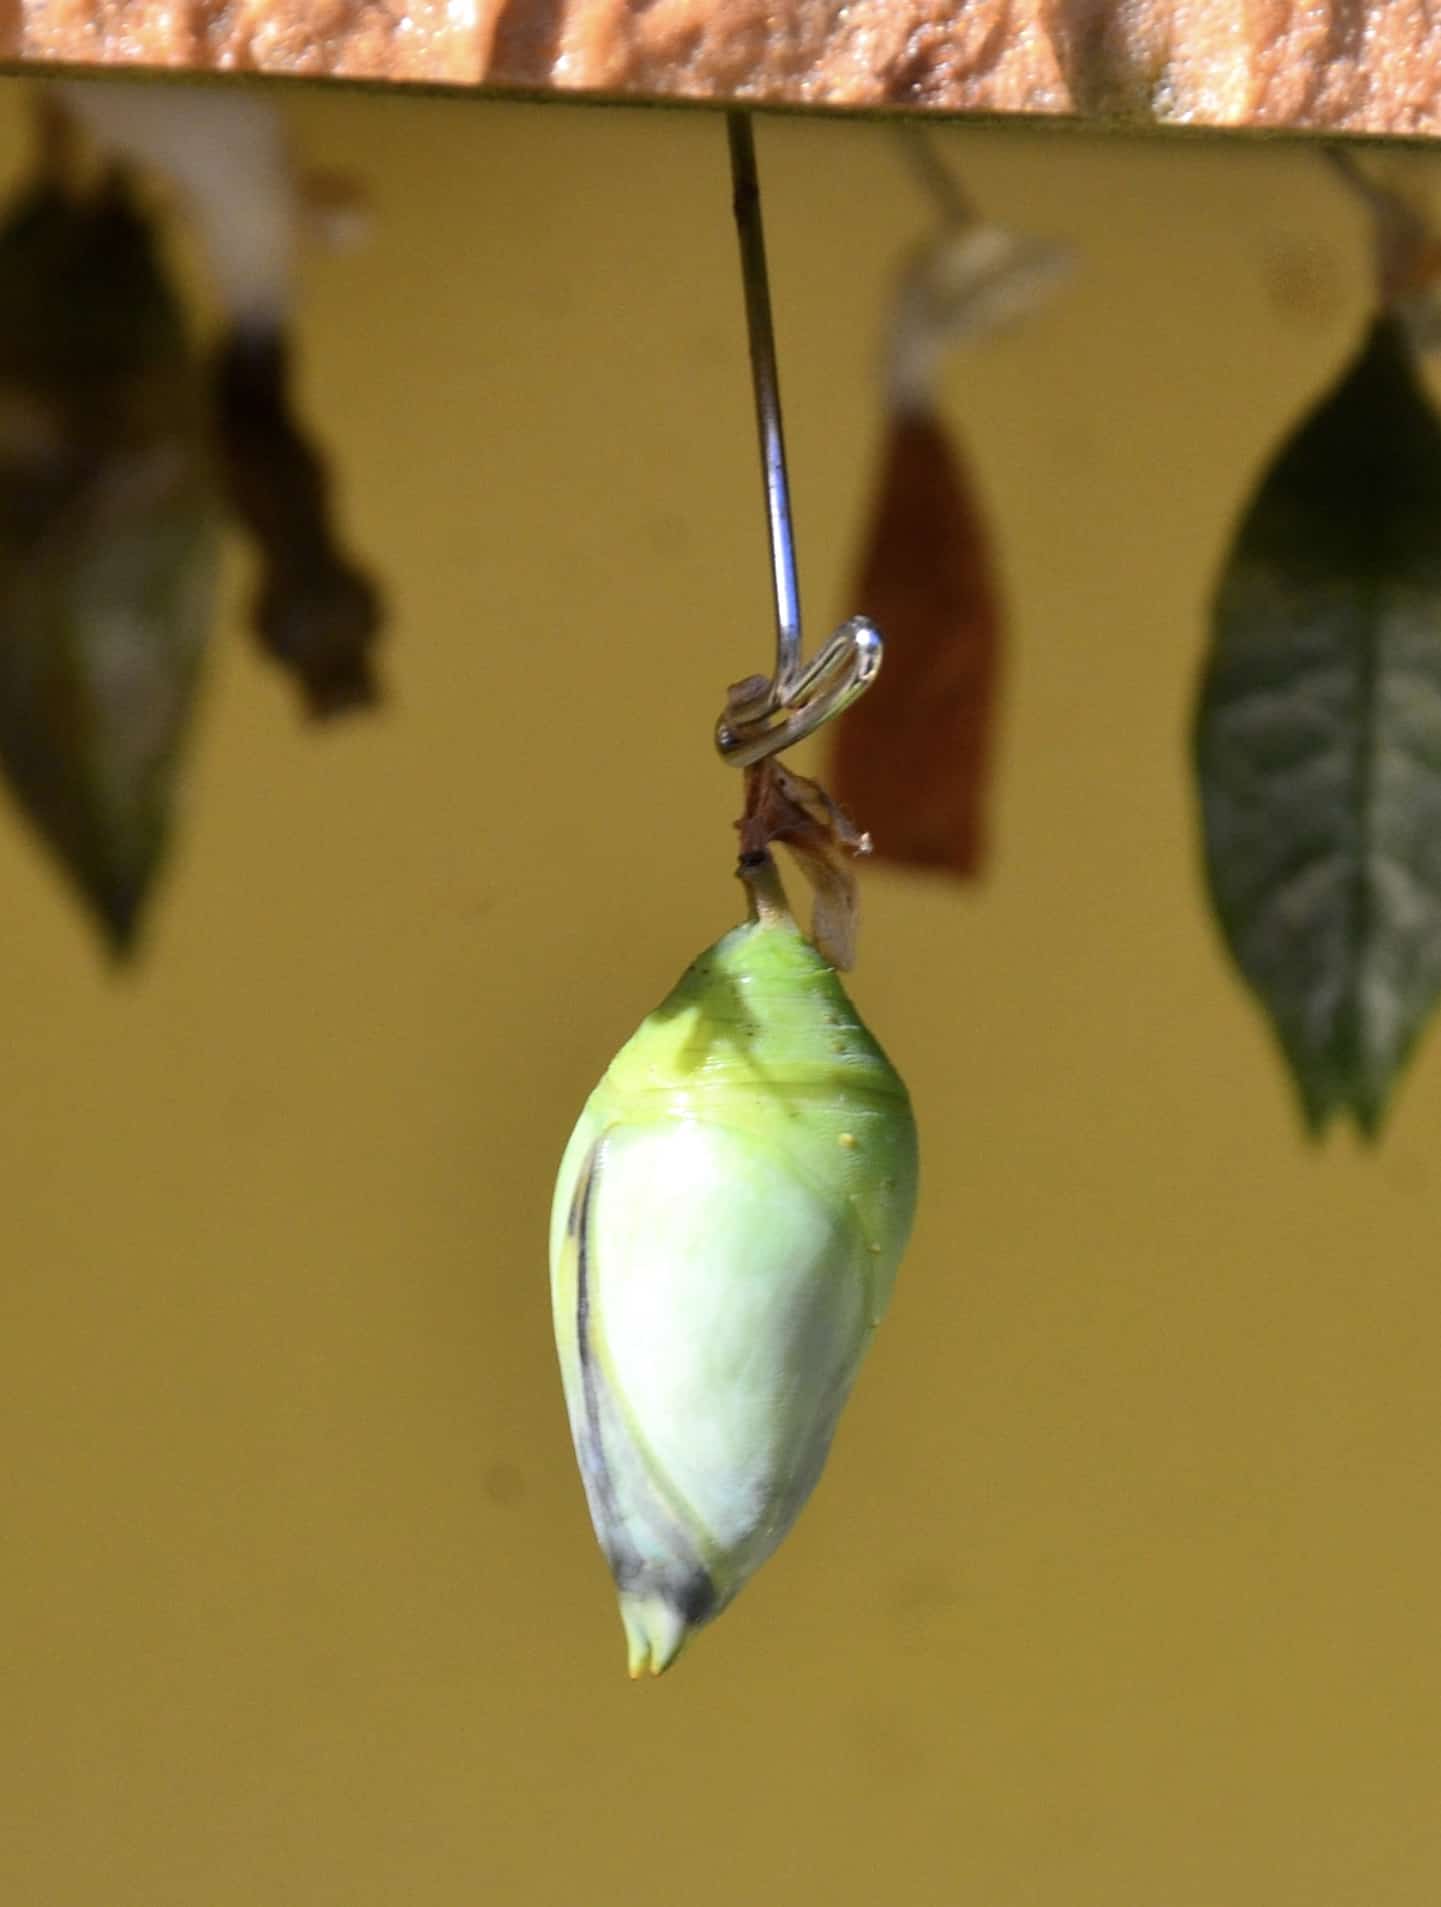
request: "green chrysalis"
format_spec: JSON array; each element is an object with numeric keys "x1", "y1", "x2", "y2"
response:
[{"x1": 550, "y1": 859, "x2": 918, "y2": 1676}]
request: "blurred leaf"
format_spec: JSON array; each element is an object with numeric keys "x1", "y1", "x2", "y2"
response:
[
  {"x1": 0, "y1": 173, "x2": 220, "y2": 957},
  {"x1": 830, "y1": 407, "x2": 1002, "y2": 878},
  {"x1": 1197, "y1": 313, "x2": 1441, "y2": 1136},
  {"x1": 213, "y1": 323, "x2": 382, "y2": 720}
]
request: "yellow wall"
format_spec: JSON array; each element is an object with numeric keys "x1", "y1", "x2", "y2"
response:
[{"x1": 0, "y1": 82, "x2": 1435, "y2": 1905}]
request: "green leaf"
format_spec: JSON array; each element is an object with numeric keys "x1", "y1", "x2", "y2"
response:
[
  {"x1": 0, "y1": 177, "x2": 220, "y2": 957},
  {"x1": 1197, "y1": 314, "x2": 1441, "y2": 1137}
]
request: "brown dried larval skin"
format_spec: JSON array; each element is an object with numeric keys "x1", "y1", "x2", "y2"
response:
[{"x1": 11, "y1": 0, "x2": 1441, "y2": 134}]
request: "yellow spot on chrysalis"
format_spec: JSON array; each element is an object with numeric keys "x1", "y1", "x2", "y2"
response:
[{"x1": 838, "y1": 1132, "x2": 858, "y2": 1150}]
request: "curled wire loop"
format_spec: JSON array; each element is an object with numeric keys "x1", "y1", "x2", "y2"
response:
[{"x1": 716, "y1": 615, "x2": 882, "y2": 768}]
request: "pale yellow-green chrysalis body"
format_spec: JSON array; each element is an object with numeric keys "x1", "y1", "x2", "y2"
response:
[{"x1": 550, "y1": 896, "x2": 918, "y2": 1676}]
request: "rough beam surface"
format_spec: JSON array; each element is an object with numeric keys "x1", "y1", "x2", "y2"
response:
[{"x1": 11, "y1": 0, "x2": 1441, "y2": 136}]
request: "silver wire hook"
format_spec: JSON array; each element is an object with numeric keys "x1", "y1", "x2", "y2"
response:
[
  {"x1": 1323, "y1": 145, "x2": 1433, "y2": 308},
  {"x1": 893, "y1": 124, "x2": 977, "y2": 230},
  {"x1": 716, "y1": 112, "x2": 882, "y2": 768}
]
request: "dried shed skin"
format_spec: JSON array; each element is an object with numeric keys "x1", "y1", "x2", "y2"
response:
[
  {"x1": 213, "y1": 323, "x2": 382, "y2": 720},
  {"x1": 12, "y1": 0, "x2": 1441, "y2": 135}
]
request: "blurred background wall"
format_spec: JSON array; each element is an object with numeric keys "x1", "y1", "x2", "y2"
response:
[{"x1": 0, "y1": 81, "x2": 1435, "y2": 1906}]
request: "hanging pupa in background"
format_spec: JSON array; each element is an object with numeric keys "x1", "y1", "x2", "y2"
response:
[
  {"x1": 0, "y1": 112, "x2": 220, "y2": 955},
  {"x1": 1196, "y1": 154, "x2": 1441, "y2": 1137},
  {"x1": 56, "y1": 81, "x2": 384, "y2": 717},
  {"x1": 830, "y1": 149, "x2": 1069, "y2": 880},
  {"x1": 550, "y1": 763, "x2": 918, "y2": 1676}
]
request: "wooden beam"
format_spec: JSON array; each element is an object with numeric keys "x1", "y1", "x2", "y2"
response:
[{"x1": 10, "y1": 1, "x2": 1441, "y2": 139}]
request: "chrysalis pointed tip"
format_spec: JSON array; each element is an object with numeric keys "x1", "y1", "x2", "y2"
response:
[{"x1": 620, "y1": 1593, "x2": 690, "y2": 1679}]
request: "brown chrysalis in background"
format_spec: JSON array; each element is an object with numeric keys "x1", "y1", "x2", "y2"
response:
[
  {"x1": 835, "y1": 402, "x2": 1000, "y2": 878},
  {"x1": 830, "y1": 187, "x2": 1069, "y2": 881}
]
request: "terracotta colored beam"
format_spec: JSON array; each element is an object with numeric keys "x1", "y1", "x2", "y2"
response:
[{"x1": 10, "y1": 1, "x2": 1441, "y2": 138}]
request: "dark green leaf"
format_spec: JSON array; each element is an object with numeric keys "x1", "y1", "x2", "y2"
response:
[
  {"x1": 0, "y1": 176, "x2": 220, "y2": 957},
  {"x1": 1197, "y1": 314, "x2": 1441, "y2": 1136}
]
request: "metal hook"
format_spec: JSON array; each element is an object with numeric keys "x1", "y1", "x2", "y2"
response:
[
  {"x1": 1323, "y1": 145, "x2": 1408, "y2": 221},
  {"x1": 1323, "y1": 144, "x2": 1434, "y2": 308},
  {"x1": 716, "y1": 112, "x2": 882, "y2": 769},
  {"x1": 893, "y1": 124, "x2": 977, "y2": 230}
]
